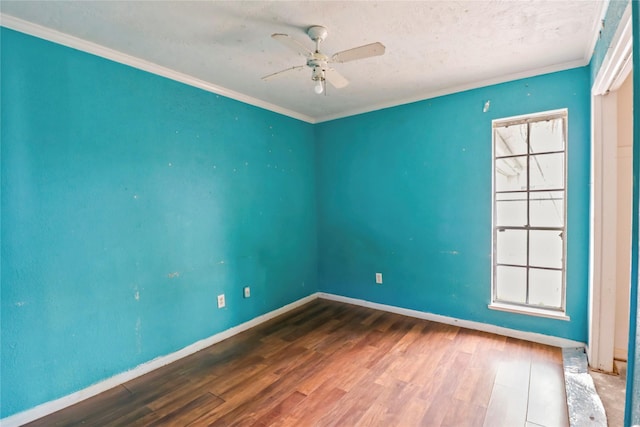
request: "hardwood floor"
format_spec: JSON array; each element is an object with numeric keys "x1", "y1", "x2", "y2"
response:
[{"x1": 25, "y1": 299, "x2": 569, "y2": 426}]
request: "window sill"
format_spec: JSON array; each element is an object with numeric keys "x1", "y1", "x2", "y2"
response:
[{"x1": 488, "y1": 302, "x2": 570, "y2": 321}]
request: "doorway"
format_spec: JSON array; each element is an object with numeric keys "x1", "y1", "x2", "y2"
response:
[{"x1": 588, "y1": 1, "x2": 633, "y2": 416}]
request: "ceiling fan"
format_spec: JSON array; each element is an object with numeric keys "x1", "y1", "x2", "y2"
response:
[{"x1": 262, "y1": 25, "x2": 385, "y2": 95}]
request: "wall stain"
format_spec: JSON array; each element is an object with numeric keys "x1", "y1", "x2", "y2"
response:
[
  {"x1": 167, "y1": 272, "x2": 180, "y2": 279},
  {"x1": 440, "y1": 250, "x2": 460, "y2": 255},
  {"x1": 135, "y1": 317, "x2": 142, "y2": 355}
]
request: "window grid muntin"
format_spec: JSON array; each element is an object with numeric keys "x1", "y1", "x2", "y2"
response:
[{"x1": 492, "y1": 111, "x2": 567, "y2": 312}]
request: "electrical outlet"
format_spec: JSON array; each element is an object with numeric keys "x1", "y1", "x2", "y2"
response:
[
  {"x1": 217, "y1": 294, "x2": 225, "y2": 308},
  {"x1": 375, "y1": 273, "x2": 383, "y2": 284},
  {"x1": 243, "y1": 286, "x2": 251, "y2": 298}
]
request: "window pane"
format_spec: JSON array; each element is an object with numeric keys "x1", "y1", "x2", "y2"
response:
[
  {"x1": 496, "y1": 193, "x2": 527, "y2": 226},
  {"x1": 495, "y1": 124, "x2": 528, "y2": 156},
  {"x1": 529, "y1": 230, "x2": 563, "y2": 268},
  {"x1": 530, "y1": 191, "x2": 564, "y2": 227},
  {"x1": 495, "y1": 156, "x2": 527, "y2": 192},
  {"x1": 529, "y1": 118, "x2": 564, "y2": 153},
  {"x1": 529, "y1": 268, "x2": 562, "y2": 308},
  {"x1": 496, "y1": 229, "x2": 527, "y2": 265},
  {"x1": 492, "y1": 112, "x2": 567, "y2": 313},
  {"x1": 530, "y1": 153, "x2": 564, "y2": 190},
  {"x1": 495, "y1": 266, "x2": 526, "y2": 303}
]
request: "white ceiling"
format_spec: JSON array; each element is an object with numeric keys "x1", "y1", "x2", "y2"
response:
[{"x1": 0, "y1": 1, "x2": 606, "y2": 123}]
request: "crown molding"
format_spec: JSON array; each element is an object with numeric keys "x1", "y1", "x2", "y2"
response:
[
  {"x1": 584, "y1": 0, "x2": 611, "y2": 64},
  {"x1": 0, "y1": 14, "x2": 315, "y2": 124},
  {"x1": 314, "y1": 58, "x2": 589, "y2": 123},
  {"x1": 0, "y1": 11, "x2": 599, "y2": 125}
]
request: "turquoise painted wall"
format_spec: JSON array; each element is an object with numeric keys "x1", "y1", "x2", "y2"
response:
[
  {"x1": 627, "y1": 2, "x2": 639, "y2": 424},
  {"x1": 316, "y1": 67, "x2": 591, "y2": 342},
  {"x1": 1, "y1": 28, "x2": 317, "y2": 418},
  {"x1": 1, "y1": 16, "x2": 599, "y2": 420}
]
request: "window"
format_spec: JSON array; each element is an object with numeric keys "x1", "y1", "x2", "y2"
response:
[{"x1": 490, "y1": 109, "x2": 568, "y2": 319}]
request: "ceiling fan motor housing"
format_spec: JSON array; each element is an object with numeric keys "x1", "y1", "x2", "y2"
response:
[
  {"x1": 310, "y1": 66, "x2": 325, "y2": 82},
  {"x1": 307, "y1": 52, "x2": 329, "y2": 81},
  {"x1": 307, "y1": 26, "x2": 328, "y2": 42}
]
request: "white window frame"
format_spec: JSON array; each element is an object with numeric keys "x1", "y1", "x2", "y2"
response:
[{"x1": 489, "y1": 109, "x2": 570, "y2": 321}]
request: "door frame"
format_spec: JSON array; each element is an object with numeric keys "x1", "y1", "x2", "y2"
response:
[{"x1": 588, "y1": 3, "x2": 632, "y2": 372}]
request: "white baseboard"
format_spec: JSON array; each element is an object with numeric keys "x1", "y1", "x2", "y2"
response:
[
  {"x1": 0, "y1": 293, "x2": 319, "y2": 427},
  {"x1": 318, "y1": 293, "x2": 585, "y2": 349},
  {"x1": 614, "y1": 347, "x2": 628, "y2": 361},
  {"x1": 2, "y1": 291, "x2": 584, "y2": 426}
]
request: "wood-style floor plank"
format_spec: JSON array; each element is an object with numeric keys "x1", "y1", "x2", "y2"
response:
[
  {"x1": 526, "y1": 361, "x2": 569, "y2": 427},
  {"x1": 483, "y1": 383, "x2": 529, "y2": 427},
  {"x1": 24, "y1": 299, "x2": 569, "y2": 427}
]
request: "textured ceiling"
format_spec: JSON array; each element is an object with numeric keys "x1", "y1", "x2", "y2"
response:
[{"x1": 0, "y1": 1, "x2": 605, "y2": 123}]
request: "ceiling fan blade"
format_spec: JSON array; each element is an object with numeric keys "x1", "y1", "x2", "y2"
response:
[
  {"x1": 261, "y1": 65, "x2": 305, "y2": 81},
  {"x1": 271, "y1": 33, "x2": 312, "y2": 56},
  {"x1": 330, "y1": 42, "x2": 385, "y2": 63},
  {"x1": 325, "y1": 68, "x2": 349, "y2": 89}
]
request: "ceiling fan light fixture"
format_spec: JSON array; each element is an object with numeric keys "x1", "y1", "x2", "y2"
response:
[
  {"x1": 264, "y1": 25, "x2": 385, "y2": 95},
  {"x1": 312, "y1": 66, "x2": 325, "y2": 94}
]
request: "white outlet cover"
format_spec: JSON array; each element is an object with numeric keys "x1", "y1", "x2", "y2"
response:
[
  {"x1": 243, "y1": 286, "x2": 251, "y2": 298},
  {"x1": 217, "y1": 294, "x2": 225, "y2": 308},
  {"x1": 375, "y1": 273, "x2": 383, "y2": 284}
]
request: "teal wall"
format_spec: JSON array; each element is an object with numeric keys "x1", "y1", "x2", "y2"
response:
[
  {"x1": 316, "y1": 67, "x2": 591, "y2": 342},
  {"x1": 2, "y1": 17, "x2": 598, "y2": 421},
  {"x1": 627, "y1": 2, "x2": 639, "y2": 424},
  {"x1": 1, "y1": 28, "x2": 317, "y2": 418}
]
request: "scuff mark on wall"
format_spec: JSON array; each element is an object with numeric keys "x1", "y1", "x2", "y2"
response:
[
  {"x1": 167, "y1": 272, "x2": 180, "y2": 279},
  {"x1": 14, "y1": 301, "x2": 26, "y2": 307},
  {"x1": 440, "y1": 250, "x2": 460, "y2": 255},
  {"x1": 135, "y1": 317, "x2": 142, "y2": 355}
]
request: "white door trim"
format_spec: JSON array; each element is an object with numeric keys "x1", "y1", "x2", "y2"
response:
[
  {"x1": 589, "y1": 92, "x2": 618, "y2": 372},
  {"x1": 589, "y1": 3, "x2": 632, "y2": 372}
]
